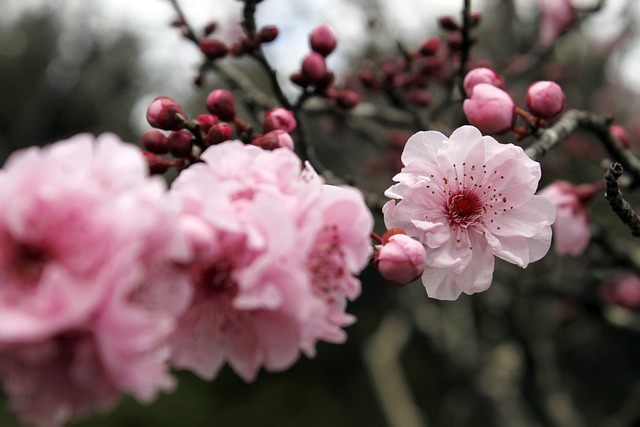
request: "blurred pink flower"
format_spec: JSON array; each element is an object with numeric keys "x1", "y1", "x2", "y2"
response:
[
  {"x1": 0, "y1": 134, "x2": 192, "y2": 426},
  {"x1": 168, "y1": 141, "x2": 372, "y2": 382},
  {"x1": 538, "y1": 180, "x2": 597, "y2": 256},
  {"x1": 600, "y1": 273, "x2": 640, "y2": 309},
  {"x1": 383, "y1": 126, "x2": 554, "y2": 300},
  {"x1": 463, "y1": 84, "x2": 515, "y2": 134},
  {"x1": 538, "y1": 0, "x2": 575, "y2": 46}
]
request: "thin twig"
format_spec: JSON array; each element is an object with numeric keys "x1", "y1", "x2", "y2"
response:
[{"x1": 604, "y1": 163, "x2": 640, "y2": 237}]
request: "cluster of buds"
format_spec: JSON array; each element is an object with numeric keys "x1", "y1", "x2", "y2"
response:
[
  {"x1": 462, "y1": 67, "x2": 566, "y2": 137},
  {"x1": 144, "y1": 90, "x2": 297, "y2": 174},
  {"x1": 228, "y1": 25, "x2": 279, "y2": 56},
  {"x1": 437, "y1": 12, "x2": 482, "y2": 53},
  {"x1": 291, "y1": 25, "x2": 361, "y2": 110}
]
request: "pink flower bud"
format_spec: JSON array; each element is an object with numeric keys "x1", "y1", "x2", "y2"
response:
[
  {"x1": 167, "y1": 130, "x2": 193, "y2": 158},
  {"x1": 404, "y1": 89, "x2": 432, "y2": 107},
  {"x1": 309, "y1": 25, "x2": 337, "y2": 57},
  {"x1": 463, "y1": 67, "x2": 505, "y2": 97},
  {"x1": 199, "y1": 38, "x2": 229, "y2": 61},
  {"x1": 358, "y1": 70, "x2": 379, "y2": 89},
  {"x1": 196, "y1": 114, "x2": 219, "y2": 135},
  {"x1": 258, "y1": 25, "x2": 279, "y2": 43},
  {"x1": 418, "y1": 37, "x2": 440, "y2": 56},
  {"x1": 375, "y1": 234, "x2": 427, "y2": 286},
  {"x1": 463, "y1": 84, "x2": 515, "y2": 134},
  {"x1": 251, "y1": 130, "x2": 294, "y2": 150},
  {"x1": 205, "y1": 89, "x2": 235, "y2": 121},
  {"x1": 438, "y1": 16, "x2": 460, "y2": 31},
  {"x1": 141, "y1": 129, "x2": 169, "y2": 154},
  {"x1": 525, "y1": 81, "x2": 565, "y2": 118},
  {"x1": 203, "y1": 21, "x2": 217, "y2": 36},
  {"x1": 263, "y1": 108, "x2": 297, "y2": 133},
  {"x1": 146, "y1": 96, "x2": 185, "y2": 131},
  {"x1": 290, "y1": 72, "x2": 310, "y2": 88},
  {"x1": 335, "y1": 90, "x2": 361, "y2": 110},
  {"x1": 301, "y1": 52, "x2": 327, "y2": 84},
  {"x1": 141, "y1": 151, "x2": 174, "y2": 175},
  {"x1": 600, "y1": 274, "x2": 640, "y2": 309},
  {"x1": 610, "y1": 124, "x2": 631, "y2": 149},
  {"x1": 204, "y1": 123, "x2": 233, "y2": 146}
]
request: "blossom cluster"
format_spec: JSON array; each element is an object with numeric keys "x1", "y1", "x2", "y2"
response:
[{"x1": 0, "y1": 134, "x2": 373, "y2": 427}]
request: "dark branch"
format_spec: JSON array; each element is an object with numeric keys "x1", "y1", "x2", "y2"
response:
[{"x1": 604, "y1": 163, "x2": 640, "y2": 237}]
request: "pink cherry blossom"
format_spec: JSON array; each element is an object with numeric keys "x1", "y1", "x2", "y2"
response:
[
  {"x1": 463, "y1": 84, "x2": 515, "y2": 134},
  {"x1": 538, "y1": 180, "x2": 597, "y2": 256},
  {"x1": 538, "y1": 0, "x2": 575, "y2": 46},
  {"x1": 168, "y1": 141, "x2": 372, "y2": 381},
  {"x1": 0, "y1": 134, "x2": 192, "y2": 426},
  {"x1": 383, "y1": 126, "x2": 555, "y2": 300},
  {"x1": 375, "y1": 234, "x2": 427, "y2": 286}
]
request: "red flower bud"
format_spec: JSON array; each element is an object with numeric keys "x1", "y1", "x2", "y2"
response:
[
  {"x1": 258, "y1": 25, "x2": 279, "y2": 43},
  {"x1": 263, "y1": 108, "x2": 297, "y2": 133},
  {"x1": 203, "y1": 21, "x2": 218, "y2": 36},
  {"x1": 301, "y1": 52, "x2": 327, "y2": 84},
  {"x1": 167, "y1": 130, "x2": 193, "y2": 158},
  {"x1": 142, "y1": 151, "x2": 174, "y2": 175},
  {"x1": 438, "y1": 16, "x2": 460, "y2": 31},
  {"x1": 205, "y1": 89, "x2": 236, "y2": 121},
  {"x1": 196, "y1": 114, "x2": 219, "y2": 135},
  {"x1": 141, "y1": 129, "x2": 169, "y2": 154},
  {"x1": 251, "y1": 130, "x2": 294, "y2": 151},
  {"x1": 404, "y1": 89, "x2": 432, "y2": 107},
  {"x1": 335, "y1": 90, "x2": 361, "y2": 110},
  {"x1": 358, "y1": 70, "x2": 379, "y2": 89},
  {"x1": 205, "y1": 123, "x2": 233, "y2": 146},
  {"x1": 611, "y1": 124, "x2": 631, "y2": 149},
  {"x1": 146, "y1": 96, "x2": 185, "y2": 131},
  {"x1": 309, "y1": 24, "x2": 337, "y2": 57},
  {"x1": 418, "y1": 37, "x2": 440, "y2": 56},
  {"x1": 290, "y1": 72, "x2": 310, "y2": 88},
  {"x1": 199, "y1": 38, "x2": 229, "y2": 61}
]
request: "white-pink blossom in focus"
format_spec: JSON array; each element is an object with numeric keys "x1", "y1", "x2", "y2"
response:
[
  {"x1": 538, "y1": 180, "x2": 597, "y2": 256},
  {"x1": 168, "y1": 141, "x2": 372, "y2": 382},
  {"x1": 0, "y1": 134, "x2": 192, "y2": 427},
  {"x1": 538, "y1": 0, "x2": 575, "y2": 46},
  {"x1": 383, "y1": 126, "x2": 555, "y2": 300},
  {"x1": 463, "y1": 67, "x2": 505, "y2": 97},
  {"x1": 375, "y1": 233, "x2": 427, "y2": 285},
  {"x1": 463, "y1": 84, "x2": 515, "y2": 134}
]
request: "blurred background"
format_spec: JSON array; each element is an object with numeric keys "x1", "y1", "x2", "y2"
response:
[{"x1": 3, "y1": 0, "x2": 640, "y2": 426}]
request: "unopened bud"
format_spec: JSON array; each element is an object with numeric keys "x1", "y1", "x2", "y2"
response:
[
  {"x1": 196, "y1": 114, "x2": 219, "y2": 135},
  {"x1": 404, "y1": 89, "x2": 432, "y2": 107},
  {"x1": 463, "y1": 67, "x2": 505, "y2": 97},
  {"x1": 418, "y1": 37, "x2": 440, "y2": 56},
  {"x1": 142, "y1": 151, "x2": 174, "y2": 175},
  {"x1": 263, "y1": 108, "x2": 297, "y2": 133},
  {"x1": 290, "y1": 72, "x2": 310, "y2": 88},
  {"x1": 301, "y1": 52, "x2": 327, "y2": 84},
  {"x1": 258, "y1": 25, "x2": 279, "y2": 43},
  {"x1": 199, "y1": 38, "x2": 228, "y2": 61},
  {"x1": 358, "y1": 70, "x2": 379, "y2": 89},
  {"x1": 146, "y1": 96, "x2": 185, "y2": 131},
  {"x1": 375, "y1": 234, "x2": 427, "y2": 286},
  {"x1": 611, "y1": 124, "x2": 631, "y2": 149},
  {"x1": 205, "y1": 123, "x2": 233, "y2": 146},
  {"x1": 309, "y1": 24, "x2": 337, "y2": 57},
  {"x1": 463, "y1": 84, "x2": 515, "y2": 134},
  {"x1": 203, "y1": 21, "x2": 218, "y2": 36},
  {"x1": 438, "y1": 16, "x2": 460, "y2": 31},
  {"x1": 167, "y1": 130, "x2": 193, "y2": 158},
  {"x1": 525, "y1": 81, "x2": 565, "y2": 119},
  {"x1": 335, "y1": 90, "x2": 361, "y2": 110},
  {"x1": 251, "y1": 130, "x2": 294, "y2": 150},
  {"x1": 141, "y1": 129, "x2": 169, "y2": 154},
  {"x1": 205, "y1": 89, "x2": 235, "y2": 121}
]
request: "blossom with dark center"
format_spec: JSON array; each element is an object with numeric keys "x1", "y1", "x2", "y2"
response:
[{"x1": 383, "y1": 126, "x2": 555, "y2": 300}]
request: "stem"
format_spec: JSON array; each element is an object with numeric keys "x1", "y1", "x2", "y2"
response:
[
  {"x1": 604, "y1": 163, "x2": 640, "y2": 237},
  {"x1": 458, "y1": 0, "x2": 472, "y2": 99}
]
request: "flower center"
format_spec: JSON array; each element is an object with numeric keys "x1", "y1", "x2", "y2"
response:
[
  {"x1": 13, "y1": 241, "x2": 50, "y2": 284},
  {"x1": 447, "y1": 192, "x2": 483, "y2": 227}
]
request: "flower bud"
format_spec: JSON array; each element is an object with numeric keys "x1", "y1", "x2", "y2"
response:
[
  {"x1": 611, "y1": 124, "x2": 631, "y2": 149},
  {"x1": 404, "y1": 89, "x2": 432, "y2": 107},
  {"x1": 196, "y1": 114, "x2": 219, "y2": 135},
  {"x1": 463, "y1": 67, "x2": 505, "y2": 97},
  {"x1": 203, "y1": 21, "x2": 218, "y2": 36},
  {"x1": 258, "y1": 25, "x2": 279, "y2": 43},
  {"x1": 146, "y1": 96, "x2": 185, "y2": 131},
  {"x1": 141, "y1": 151, "x2": 174, "y2": 175},
  {"x1": 301, "y1": 52, "x2": 327, "y2": 84},
  {"x1": 290, "y1": 72, "x2": 310, "y2": 88},
  {"x1": 205, "y1": 89, "x2": 235, "y2": 121},
  {"x1": 204, "y1": 123, "x2": 233, "y2": 146},
  {"x1": 463, "y1": 84, "x2": 515, "y2": 134},
  {"x1": 141, "y1": 129, "x2": 169, "y2": 154},
  {"x1": 199, "y1": 38, "x2": 229, "y2": 61},
  {"x1": 251, "y1": 130, "x2": 294, "y2": 150},
  {"x1": 309, "y1": 25, "x2": 337, "y2": 57},
  {"x1": 358, "y1": 70, "x2": 379, "y2": 89},
  {"x1": 525, "y1": 81, "x2": 565, "y2": 118},
  {"x1": 263, "y1": 108, "x2": 297, "y2": 133},
  {"x1": 418, "y1": 37, "x2": 440, "y2": 56},
  {"x1": 375, "y1": 234, "x2": 427, "y2": 286},
  {"x1": 438, "y1": 16, "x2": 460, "y2": 31},
  {"x1": 167, "y1": 130, "x2": 193, "y2": 158},
  {"x1": 335, "y1": 90, "x2": 361, "y2": 110}
]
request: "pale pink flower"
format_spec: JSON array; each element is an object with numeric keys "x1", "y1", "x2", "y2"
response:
[
  {"x1": 383, "y1": 126, "x2": 555, "y2": 300},
  {"x1": 538, "y1": 181, "x2": 596, "y2": 256},
  {"x1": 463, "y1": 84, "x2": 515, "y2": 134},
  {"x1": 538, "y1": 0, "x2": 575, "y2": 46},
  {"x1": 463, "y1": 67, "x2": 505, "y2": 97},
  {"x1": 375, "y1": 234, "x2": 427, "y2": 286},
  {"x1": 168, "y1": 141, "x2": 372, "y2": 381},
  {"x1": 600, "y1": 273, "x2": 640, "y2": 309},
  {"x1": 0, "y1": 134, "x2": 192, "y2": 426}
]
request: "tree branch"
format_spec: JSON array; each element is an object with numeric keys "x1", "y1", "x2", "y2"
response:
[{"x1": 604, "y1": 163, "x2": 640, "y2": 237}]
